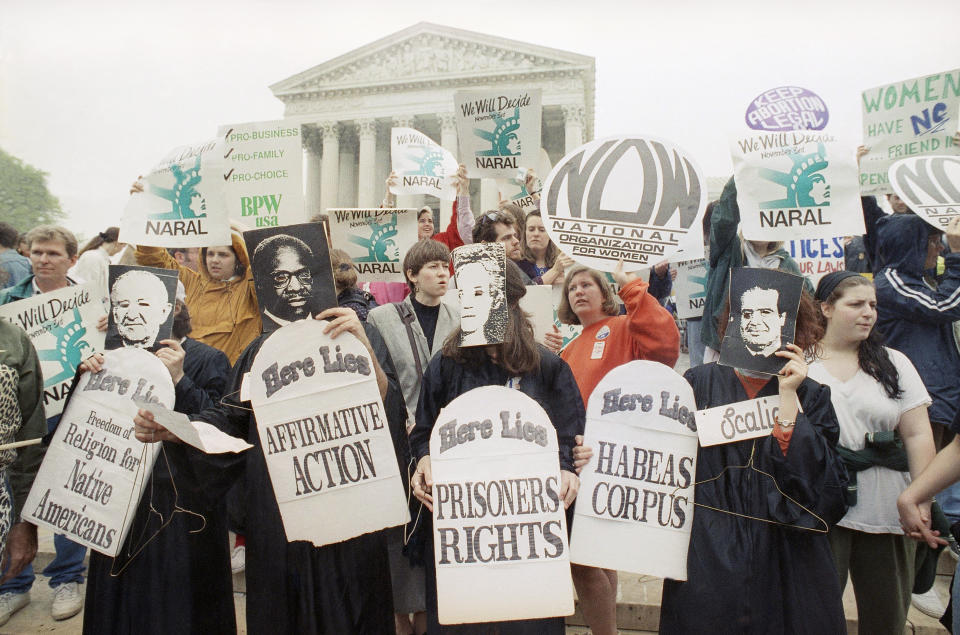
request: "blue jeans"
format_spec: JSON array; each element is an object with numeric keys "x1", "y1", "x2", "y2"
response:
[
  {"x1": 0, "y1": 534, "x2": 86, "y2": 594},
  {"x1": 938, "y1": 480, "x2": 960, "y2": 525}
]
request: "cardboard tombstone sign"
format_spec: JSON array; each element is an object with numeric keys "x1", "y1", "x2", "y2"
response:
[
  {"x1": 744, "y1": 86, "x2": 829, "y2": 132},
  {"x1": 247, "y1": 320, "x2": 408, "y2": 546},
  {"x1": 119, "y1": 141, "x2": 231, "y2": 248},
  {"x1": 390, "y1": 127, "x2": 458, "y2": 201},
  {"x1": 889, "y1": 155, "x2": 960, "y2": 229},
  {"x1": 105, "y1": 265, "x2": 177, "y2": 351},
  {"x1": 731, "y1": 131, "x2": 864, "y2": 241},
  {"x1": 23, "y1": 348, "x2": 174, "y2": 557},
  {"x1": 327, "y1": 208, "x2": 418, "y2": 283},
  {"x1": 860, "y1": 68, "x2": 960, "y2": 196},
  {"x1": 430, "y1": 386, "x2": 574, "y2": 625},
  {"x1": 541, "y1": 135, "x2": 707, "y2": 271},
  {"x1": 674, "y1": 259, "x2": 708, "y2": 320},
  {"x1": 719, "y1": 268, "x2": 804, "y2": 375},
  {"x1": 217, "y1": 119, "x2": 306, "y2": 228},
  {"x1": 571, "y1": 361, "x2": 698, "y2": 579},
  {"x1": 455, "y1": 89, "x2": 542, "y2": 179},
  {"x1": 244, "y1": 222, "x2": 337, "y2": 333},
  {"x1": 452, "y1": 243, "x2": 507, "y2": 347},
  {"x1": 0, "y1": 283, "x2": 105, "y2": 419}
]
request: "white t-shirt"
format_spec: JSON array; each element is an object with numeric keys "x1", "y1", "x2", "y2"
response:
[{"x1": 808, "y1": 348, "x2": 931, "y2": 533}]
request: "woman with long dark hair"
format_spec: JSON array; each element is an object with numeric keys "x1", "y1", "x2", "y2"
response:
[
  {"x1": 519, "y1": 211, "x2": 570, "y2": 285},
  {"x1": 653, "y1": 290, "x2": 849, "y2": 633},
  {"x1": 810, "y1": 271, "x2": 935, "y2": 634},
  {"x1": 409, "y1": 259, "x2": 584, "y2": 634}
]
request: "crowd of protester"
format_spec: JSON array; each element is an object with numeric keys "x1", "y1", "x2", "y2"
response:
[{"x1": 2, "y1": 131, "x2": 960, "y2": 635}]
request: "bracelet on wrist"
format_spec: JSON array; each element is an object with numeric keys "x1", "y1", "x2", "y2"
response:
[{"x1": 774, "y1": 415, "x2": 796, "y2": 429}]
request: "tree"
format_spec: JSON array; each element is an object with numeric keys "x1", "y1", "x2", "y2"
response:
[{"x1": 0, "y1": 146, "x2": 64, "y2": 232}]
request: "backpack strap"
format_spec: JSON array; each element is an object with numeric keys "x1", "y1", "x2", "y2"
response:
[{"x1": 394, "y1": 302, "x2": 423, "y2": 378}]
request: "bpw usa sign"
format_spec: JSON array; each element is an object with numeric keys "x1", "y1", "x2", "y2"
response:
[{"x1": 542, "y1": 136, "x2": 707, "y2": 272}]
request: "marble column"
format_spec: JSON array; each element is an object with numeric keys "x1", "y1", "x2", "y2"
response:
[
  {"x1": 438, "y1": 112, "x2": 459, "y2": 228},
  {"x1": 302, "y1": 125, "x2": 323, "y2": 221},
  {"x1": 356, "y1": 119, "x2": 378, "y2": 208},
  {"x1": 375, "y1": 120, "x2": 391, "y2": 206},
  {"x1": 562, "y1": 105, "x2": 586, "y2": 154},
  {"x1": 338, "y1": 130, "x2": 358, "y2": 208},
  {"x1": 319, "y1": 121, "x2": 340, "y2": 215}
]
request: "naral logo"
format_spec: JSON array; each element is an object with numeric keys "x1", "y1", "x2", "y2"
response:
[
  {"x1": 542, "y1": 136, "x2": 705, "y2": 270},
  {"x1": 474, "y1": 108, "x2": 521, "y2": 157},
  {"x1": 36, "y1": 307, "x2": 92, "y2": 387},
  {"x1": 405, "y1": 147, "x2": 446, "y2": 177},
  {"x1": 889, "y1": 155, "x2": 960, "y2": 228},
  {"x1": 148, "y1": 154, "x2": 207, "y2": 221},
  {"x1": 349, "y1": 216, "x2": 400, "y2": 263},
  {"x1": 759, "y1": 144, "x2": 830, "y2": 208}
]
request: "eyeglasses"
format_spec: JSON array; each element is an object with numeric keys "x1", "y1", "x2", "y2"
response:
[
  {"x1": 271, "y1": 268, "x2": 312, "y2": 287},
  {"x1": 478, "y1": 211, "x2": 508, "y2": 229}
]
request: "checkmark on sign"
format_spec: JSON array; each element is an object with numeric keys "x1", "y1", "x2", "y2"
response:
[
  {"x1": 224, "y1": 128, "x2": 233, "y2": 141},
  {"x1": 224, "y1": 148, "x2": 234, "y2": 159},
  {"x1": 223, "y1": 169, "x2": 234, "y2": 181}
]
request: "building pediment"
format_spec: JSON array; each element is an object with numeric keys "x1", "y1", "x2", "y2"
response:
[{"x1": 271, "y1": 22, "x2": 594, "y2": 97}]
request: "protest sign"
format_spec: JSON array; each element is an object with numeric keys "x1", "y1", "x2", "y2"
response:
[
  {"x1": 390, "y1": 127, "x2": 458, "y2": 201},
  {"x1": 327, "y1": 208, "x2": 418, "y2": 283},
  {"x1": 244, "y1": 222, "x2": 337, "y2": 332},
  {"x1": 787, "y1": 237, "x2": 845, "y2": 284},
  {"x1": 455, "y1": 89, "x2": 542, "y2": 179},
  {"x1": 119, "y1": 141, "x2": 231, "y2": 248},
  {"x1": 696, "y1": 395, "x2": 780, "y2": 446},
  {"x1": 674, "y1": 259, "x2": 708, "y2": 319},
  {"x1": 571, "y1": 360, "x2": 697, "y2": 580},
  {"x1": 430, "y1": 386, "x2": 574, "y2": 624},
  {"x1": 889, "y1": 155, "x2": 960, "y2": 229},
  {"x1": 719, "y1": 268, "x2": 804, "y2": 375},
  {"x1": 518, "y1": 284, "x2": 553, "y2": 344},
  {"x1": 248, "y1": 320, "x2": 408, "y2": 546},
  {"x1": 0, "y1": 283, "x2": 105, "y2": 419},
  {"x1": 105, "y1": 265, "x2": 177, "y2": 351},
  {"x1": 551, "y1": 285, "x2": 583, "y2": 350},
  {"x1": 132, "y1": 397, "x2": 251, "y2": 454},
  {"x1": 731, "y1": 131, "x2": 864, "y2": 241},
  {"x1": 860, "y1": 69, "x2": 960, "y2": 195},
  {"x1": 218, "y1": 119, "x2": 306, "y2": 228},
  {"x1": 745, "y1": 86, "x2": 829, "y2": 132},
  {"x1": 453, "y1": 243, "x2": 507, "y2": 347},
  {"x1": 23, "y1": 347, "x2": 173, "y2": 557},
  {"x1": 542, "y1": 135, "x2": 707, "y2": 271},
  {"x1": 495, "y1": 148, "x2": 552, "y2": 214}
]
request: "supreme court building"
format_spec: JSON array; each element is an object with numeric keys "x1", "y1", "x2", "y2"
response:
[{"x1": 270, "y1": 22, "x2": 596, "y2": 220}]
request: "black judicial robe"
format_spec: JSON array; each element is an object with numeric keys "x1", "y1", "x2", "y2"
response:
[
  {"x1": 83, "y1": 339, "x2": 234, "y2": 635},
  {"x1": 169, "y1": 323, "x2": 404, "y2": 634},
  {"x1": 659, "y1": 363, "x2": 848, "y2": 635},
  {"x1": 410, "y1": 347, "x2": 585, "y2": 635}
]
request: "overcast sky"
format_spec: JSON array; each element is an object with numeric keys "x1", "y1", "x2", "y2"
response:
[{"x1": 1, "y1": 0, "x2": 957, "y2": 237}]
